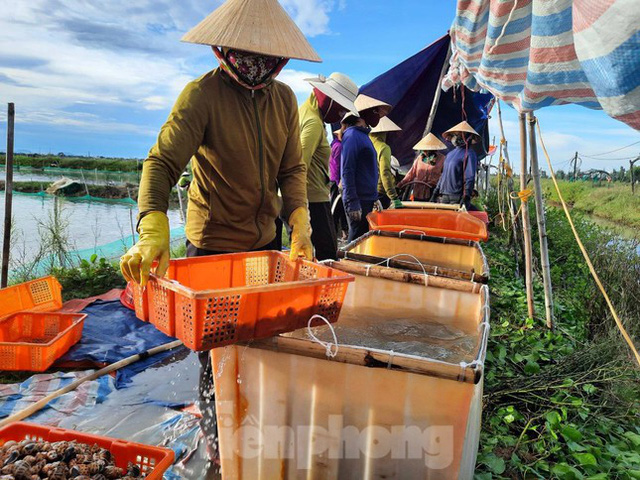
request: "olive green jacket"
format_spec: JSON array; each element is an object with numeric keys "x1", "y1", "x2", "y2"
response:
[
  {"x1": 370, "y1": 133, "x2": 399, "y2": 200},
  {"x1": 299, "y1": 94, "x2": 331, "y2": 203},
  {"x1": 138, "y1": 68, "x2": 308, "y2": 251}
]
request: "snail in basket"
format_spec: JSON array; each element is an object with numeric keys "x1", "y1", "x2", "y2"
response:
[{"x1": 0, "y1": 439, "x2": 146, "y2": 479}]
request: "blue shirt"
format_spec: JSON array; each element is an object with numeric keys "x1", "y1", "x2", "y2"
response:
[
  {"x1": 435, "y1": 146, "x2": 478, "y2": 196},
  {"x1": 340, "y1": 126, "x2": 379, "y2": 212}
]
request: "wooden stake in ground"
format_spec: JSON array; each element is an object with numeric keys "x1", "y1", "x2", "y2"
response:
[
  {"x1": 527, "y1": 113, "x2": 554, "y2": 329},
  {"x1": 519, "y1": 112, "x2": 535, "y2": 318},
  {"x1": 631, "y1": 156, "x2": 639, "y2": 195},
  {"x1": 1, "y1": 103, "x2": 15, "y2": 288}
]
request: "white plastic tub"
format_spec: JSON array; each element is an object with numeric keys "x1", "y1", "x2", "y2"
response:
[{"x1": 212, "y1": 260, "x2": 490, "y2": 479}]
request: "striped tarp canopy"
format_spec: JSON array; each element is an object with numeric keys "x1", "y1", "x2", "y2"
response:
[{"x1": 444, "y1": 0, "x2": 640, "y2": 130}]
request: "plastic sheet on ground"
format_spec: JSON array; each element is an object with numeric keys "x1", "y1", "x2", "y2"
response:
[
  {"x1": 0, "y1": 370, "x2": 116, "y2": 425},
  {"x1": 56, "y1": 299, "x2": 186, "y2": 387}
]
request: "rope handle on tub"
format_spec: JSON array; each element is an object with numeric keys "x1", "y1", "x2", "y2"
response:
[{"x1": 308, "y1": 315, "x2": 339, "y2": 358}]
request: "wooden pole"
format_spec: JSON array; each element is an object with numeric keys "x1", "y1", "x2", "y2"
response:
[
  {"x1": 1, "y1": 103, "x2": 15, "y2": 288},
  {"x1": 0, "y1": 340, "x2": 183, "y2": 428},
  {"x1": 496, "y1": 100, "x2": 520, "y2": 276},
  {"x1": 573, "y1": 152, "x2": 578, "y2": 181},
  {"x1": 423, "y1": 42, "x2": 452, "y2": 136},
  {"x1": 519, "y1": 112, "x2": 535, "y2": 318},
  {"x1": 630, "y1": 157, "x2": 638, "y2": 195},
  {"x1": 527, "y1": 113, "x2": 553, "y2": 329}
]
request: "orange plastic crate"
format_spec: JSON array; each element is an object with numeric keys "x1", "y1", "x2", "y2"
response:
[
  {"x1": 0, "y1": 422, "x2": 174, "y2": 479},
  {"x1": 130, "y1": 282, "x2": 149, "y2": 322},
  {"x1": 0, "y1": 311, "x2": 86, "y2": 371},
  {"x1": 145, "y1": 251, "x2": 354, "y2": 350},
  {"x1": 0, "y1": 276, "x2": 62, "y2": 318},
  {"x1": 367, "y1": 209, "x2": 489, "y2": 242}
]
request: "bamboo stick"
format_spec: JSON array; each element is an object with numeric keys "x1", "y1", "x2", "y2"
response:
[
  {"x1": 519, "y1": 112, "x2": 535, "y2": 318},
  {"x1": 331, "y1": 259, "x2": 482, "y2": 293},
  {"x1": 1, "y1": 103, "x2": 15, "y2": 288},
  {"x1": 527, "y1": 113, "x2": 554, "y2": 329},
  {"x1": 423, "y1": 42, "x2": 452, "y2": 136},
  {"x1": 246, "y1": 336, "x2": 481, "y2": 384},
  {"x1": 0, "y1": 340, "x2": 183, "y2": 428}
]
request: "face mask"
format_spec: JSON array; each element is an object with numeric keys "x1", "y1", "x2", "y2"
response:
[
  {"x1": 421, "y1": 152, "x2": 436, "y2": 164},
  {"x1": 314, "y1": 89, "x2": 347, "y2": 124},
  {"x1": 213, "y1": 47, "x2": 288, "y2": 90},
  {"x1": 450, "y1": 134, "x2": 467, "y2": 148}
]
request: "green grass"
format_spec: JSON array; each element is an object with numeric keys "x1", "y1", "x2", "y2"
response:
[
  {"x1": 476, "y1": 197, "x2": 640, "y2": 479},
  {"x1": 542, "y1": 180, "x2": 640, "y2": 230},
  {"x1": 2, "y1": 154, "x2": 141, "y2": 172}
]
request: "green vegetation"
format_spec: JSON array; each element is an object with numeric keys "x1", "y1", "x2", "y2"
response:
[
  {"x1": 476, "y1": 201, "x2": 640, "y2": 479},
  {"x1": 1, "y1": 154, "x2": 141, "y2": 172},
  {"x1": 51, "y1": 254, "x2": 125, "y2": 301},
  {"x1": 543, "y1": 180, "x2": 640, "y2": 230}
]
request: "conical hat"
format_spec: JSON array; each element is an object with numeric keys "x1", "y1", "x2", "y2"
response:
[
  {"x1": 354, "y1": 94, "x2": 392, "y2": 116},
  {"x1": 413, "y1": 133, "x2": 447, "y2": 151},
  {"x1": 370, "y1": 116, "x2": 402, "y2": 134},
  {"x1": 442, "y1": 121, "x2": 479, "y2": 139},
  {"x1": 182, "y1": 0, "x2": 322, "y2": 63},
  {"x1": 306, "y1": 73, "x2": 358, "y2": 112}
]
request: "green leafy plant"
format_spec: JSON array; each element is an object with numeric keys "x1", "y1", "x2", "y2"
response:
[{"x1": 51, "y1": 254, "x2": 125, "y2": 301}]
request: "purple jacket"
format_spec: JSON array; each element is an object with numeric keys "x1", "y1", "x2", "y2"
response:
[{"x1": 329, "y1": 138, "x2": 342, "y2": 183}]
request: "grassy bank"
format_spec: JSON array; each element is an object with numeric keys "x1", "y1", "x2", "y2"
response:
[
  {"x1": 476, "y1": 200, "x2": 640, "y2": 478},
  {"x1": 0, "y1": 180, "x2": 182, "y2": 207},
  {"x1": 542, "y1": 180, "x2": 640, "y2": 230},
  {"x1": 1, "y1": 154, "x2": 141, "y2": 172}
]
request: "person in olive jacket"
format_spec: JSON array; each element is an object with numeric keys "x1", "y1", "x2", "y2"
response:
[{"x1": 120, "y1": 0, "x2": 321, "y2": 462}]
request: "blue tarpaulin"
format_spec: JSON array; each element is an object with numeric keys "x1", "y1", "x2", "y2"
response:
[
  {"x1": 359, "y1": 34, "x2": 494, "y2": 165},
  {"x1": 57, "y1": 300, "x2": 184, "y2": 387}
]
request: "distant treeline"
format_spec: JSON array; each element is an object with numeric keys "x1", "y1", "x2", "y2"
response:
[{"x1": 0, "y1": 153, "x2": 143, "y2": 172}]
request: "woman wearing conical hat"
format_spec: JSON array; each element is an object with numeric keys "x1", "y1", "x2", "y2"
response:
[
  {"x1": 299, "y1": 73, "x2": 358, "y2": 260},
  {"x1": 119, "y1": 0, "x2": 321, "y2": 464},
  {"x1": 430, "y1": 121, "x2": 481, "y2": 209},
  {"x1": 369, "y1": 116, "x2": 403, "y2": 209},
  {"x1": 397, "y1": 133, "x2": 447, "y2": 202}
]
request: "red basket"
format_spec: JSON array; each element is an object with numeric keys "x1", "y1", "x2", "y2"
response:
[
  {"x1": 0, "y1": 276, "x2": 62, "y2": 318},
  {"x1": 144, "y1": 251, "x2": 354, "y2": 350},
  {"x1": 0, "y1": 422, "x2": 174, "y2": 480},
  {"x1": 0, "y1": 311, "x2": 86, "y2": 371}
]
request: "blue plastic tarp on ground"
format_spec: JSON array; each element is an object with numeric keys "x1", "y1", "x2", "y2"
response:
[
  {"x1": 57, "y1": 300, "x2": 185, "y2": 387},
  {"x1": 359, "y1": 33, "x2": 494, "y2": 165}
]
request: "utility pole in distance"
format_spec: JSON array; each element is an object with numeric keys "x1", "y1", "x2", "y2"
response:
[
  {"x1": 631, "y1": 156, "x2": 639, "y2": 195},
  {"x1": 573, "y1": 151, "x2": 578, "y2": 181}
]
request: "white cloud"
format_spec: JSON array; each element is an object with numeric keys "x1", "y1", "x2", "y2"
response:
[
  {"x1": 487, "y1": 104, "x2": 640, "y2": 174},
  {"x1": 0, "y1": 0, "x2": 338, "y2": 139}
]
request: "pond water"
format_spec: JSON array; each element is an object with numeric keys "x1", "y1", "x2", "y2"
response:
[{"x1": 0, "y1": 192, "x2": 184, "y2": 272}]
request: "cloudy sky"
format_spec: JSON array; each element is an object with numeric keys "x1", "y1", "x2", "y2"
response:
[{"x1": 0, "y1": 0, "x2": 638, "y2": 173}]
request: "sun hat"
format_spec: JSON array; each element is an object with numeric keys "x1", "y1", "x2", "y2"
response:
[
  {"x1": 442, "y1": 121, "x2": 480, "y2": 140},
  {"x1": 306, "y1": 73, "x2": 358, "y2": 113},
  {"x1": 182, "y1": 0, "x2": 322, "y2": 63},
  {"x1": 354, "y1": 94, "x2": 392, "y2": 116},
  {"x1": 413, "y1": 133, "x2": 447, "y2": 151},
  {"x1": 370, "y1": 116, "x2": 402, "y2": 134}
]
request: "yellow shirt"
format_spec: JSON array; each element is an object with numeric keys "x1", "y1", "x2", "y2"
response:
[
  {"x1": 299, "y1": 94, "x2": 332, "y2": 203},
  {"x1": 370, "y1": 133, "x2": 399, "y2": 200}
]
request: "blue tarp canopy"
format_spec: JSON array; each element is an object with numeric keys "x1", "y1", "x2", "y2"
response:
[{"x1": 359, "y1": 34, "x2": 494, "y2": 165}]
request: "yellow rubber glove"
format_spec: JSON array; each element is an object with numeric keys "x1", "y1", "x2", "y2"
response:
[
  {"x1": 289, "y1": 206, "x2": 314, "y2": 261},
  {"x1": 120, "y1": 211, "x2": 170, "y2": 287}
]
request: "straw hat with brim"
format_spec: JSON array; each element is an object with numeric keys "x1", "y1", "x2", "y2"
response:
[
  {"x1": 182, "y1": 0, "x2": 321, "y2": 62},
  {"x1": 354, "y1": 94, "x2": 392, "y2": 116},
  {"x1": 370, "y1": 116, "x2": 402, "y2": 134},
  {"x1": 413, "y1": 133, "x2": 447, "y2": 151},
  {"x1": 442, "y1": 121, "x2": 480, "y2": 140},
  {"x1": 306, "y1": 73, "x2": 358, "y2": 112}
]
